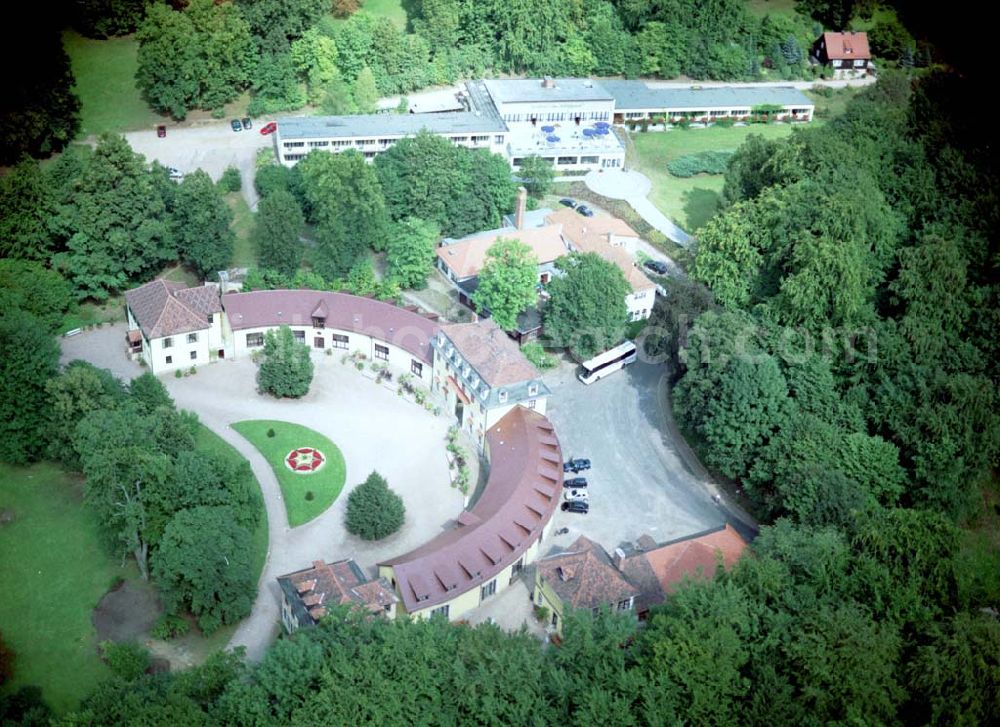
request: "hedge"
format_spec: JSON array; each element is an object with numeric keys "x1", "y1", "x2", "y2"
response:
[{"x1": 666, "y1": 151, "x2": 735, "y2": 178}]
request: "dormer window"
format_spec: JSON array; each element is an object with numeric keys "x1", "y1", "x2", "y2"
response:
[
  {"x1": 528, "y1": 383, "x2": 539, "y2": 396},
  {"x1": 498, "y1": 390, "x2": 508, "y2": 404},
  {"x1": 312, "y1": 316, "x2": 325, "y2": 328}
]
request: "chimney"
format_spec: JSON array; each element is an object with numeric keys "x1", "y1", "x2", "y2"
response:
[
  {"x1": 613, "y1": 548, "x2": 626, "y2": 570},
  {"x1": 515, "y1": 186, "x2": 527, "y2": 230}
]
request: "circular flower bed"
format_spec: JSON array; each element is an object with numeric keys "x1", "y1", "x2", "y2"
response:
[{"x1": 285, "y1": 447, "x2": 326, "y2": 474}]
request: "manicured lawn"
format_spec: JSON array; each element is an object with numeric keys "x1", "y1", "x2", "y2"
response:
[
  {"x1": 629, "y1": 124, "x2": 799, "y2": 231},
  {"x1": 232, "y1": 420, "x2": 346, "y2": 527},
  {"x1": 227, "y1": 193, "x2": 258, "y2": 268},
  {"x1": 63, "y1": 30, "x2": 162, "y2": 137},
  {"x1": 0, "y1": 462, "x2": 126, "y2": 713},
  {"x1": 746, "y1": 0, "x2": 799, "y2": 18}
]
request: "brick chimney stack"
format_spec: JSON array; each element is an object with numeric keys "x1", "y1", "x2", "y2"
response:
[{"x1": 515, "y1": 186, "x2": 527, "y2": 230}]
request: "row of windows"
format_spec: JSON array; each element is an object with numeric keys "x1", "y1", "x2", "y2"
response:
[
  {"x1": 245, "y1": 331, "x2": 422, "y2": 375},
  {"x1": 163, "y1": 332, "x2": 202, "y2": 348},
  {"x1": 164, "y1": 351, "x2": 198, "y2": 365},
  {"x1": 513, "y1": 155, "x2": 604, "y2": 168},
  {"x1": 503, "y1": 111, "x2": 610, "y2": 123}
]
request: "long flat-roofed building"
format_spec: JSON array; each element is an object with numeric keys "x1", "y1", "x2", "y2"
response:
[
  {"x1": 274, "y1": 78, "x2": 813, "y2": 172},
  {"x1": 601, "y1": 81, "x2": 814, "y2": 124}
]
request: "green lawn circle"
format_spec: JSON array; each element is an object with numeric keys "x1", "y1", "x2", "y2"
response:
[{"x1": 232, "y1": 420, "x2": 346, "y2": 527}]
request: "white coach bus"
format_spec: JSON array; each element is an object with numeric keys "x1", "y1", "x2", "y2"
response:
[{"x1": 577, "y1": 341, "x2": 638, "y2": 384}]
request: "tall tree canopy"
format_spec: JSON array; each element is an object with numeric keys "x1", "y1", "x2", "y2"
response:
[
  {"x1": 297, "y1": 150, "x2": 389, "y2": 277},
  {"x1": 543, "y1": 252, "x2": 629, "y2": 359},
  {"x1": 0, "y1": 310, "x2": 61, "y2": 464},
  {"x1": 53, "y1": 134, "x2": 175, "y2": 300},
  {"x1": 253, "y1": 189, "x2": 305, "y2": 276},
  {"x1": 172, "y1": 170, "x2": 235, "y2": 278},
  {"x1": 136, "y1": 0, "x2": 255, "y2": 118},
  {"x1": 0, "y1": 26, "x2": 80, "y2": 164},
  {"x1": 472, "y1": 239, "x2": 539, "y2": 331},
  {"x1": 374, "y1": 131, "x2": 516, "y2": 238}
]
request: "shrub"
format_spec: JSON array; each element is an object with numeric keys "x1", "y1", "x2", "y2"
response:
[
  {"x1": 218, "y1": 167, "x2": 242, "y2": 193},
  {"x1": 304, "y1": 491, "x2": 314, "y2": 501},
  {"x1": 266, "y1": 428, "x2": 275, "y2": 438},
  {"x1": 100, "y1": 641, "x2": 149, "y2": 681},
  {"x1": 521, "y1": 341, "x2": 557, "y2": 370},
  {"x1": 345, "y1": 471, "x2": 405, "y2": 541},
  {"x1": 151, "y1": 614, "x2": 190, "y2": 640},
  {"x1": 667, "y1": 151, "x2": 735, "y2": 178},
  {"x1": 175, "y1": 369, "x2": 183, "y2": 378}
]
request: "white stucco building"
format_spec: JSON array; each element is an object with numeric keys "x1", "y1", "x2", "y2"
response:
[{"x1": 273, "y1": 77, "x2": 814, "y2": 173}]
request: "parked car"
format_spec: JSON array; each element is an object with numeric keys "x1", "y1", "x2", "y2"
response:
[
  {"x1": 156, "y1": 125, "x2": 166, "y2": 138},
  {"x1": 644, "y1": 259, "x2": 669, "y2": 275},
  {"x1": 576, "y1": 205, "x2": 594, "y2": 217},
  {"x1": 559, "y1": 198, "x2": 577, "y2": 208},
  {"x1": 561, "y1": 500, "x2": 589, "y2": 514},
  {"x1": 166, "y1": 167, "x2": 183, "y2": 180},
  {"x1": 563, "y1": 458, "x2": 592, "y2": 473},
  {"x1": 563, "y1": 477, "x2": 587, "y2": 488},
  {"x1": 260, "y1": 121, "x2": 277, "y2": 135},
  {"x1": 241, "y1": 117, "x2": 252, "y2": 130},
  {"x1": 230, "y1": 119, "x2": 242, "y2": 132},
  {"x1": 563, "y1": 489, "x2": 588, "y2": 502}
]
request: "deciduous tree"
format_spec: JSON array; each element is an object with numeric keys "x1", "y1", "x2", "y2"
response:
[
  {"x1": 172, "y1": 170, "x2": 235, "y2": 279},
  {"x1": 517, "y1": 157, "x2": 554, "y2": 199},
  {"x1": 0, "y1": 160, "x2": 57, "y2": 261},
  {"x1": 153, "y1": 506, "x2": 254, "y2": 633},
  {"x1": 543, "y1": 252, "x2": 628, "y2": 359},
  {"x1": 472, "y1": 239, "x2": 538, "y2": 331},
  {"x1": 0, "y1": 310, "x2": 61, "y2": 464},
  {"x1": 253, "y1": 189, "x2": 305, "y2": 276},
  {"x1": 385, "y1": 217, "x2": 439, "y2": 289}
]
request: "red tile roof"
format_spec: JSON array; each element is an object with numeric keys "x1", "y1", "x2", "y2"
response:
[
  {"x1": 441, "y1": 319, "x2": 541, "y2": 387},
  {"x1": 537, "y1": 536, "x2": 639, "y2": 610},
  {"x1": 125, "y1": 280, "x2": 219, "y2": 340},
  {"x1": 222, "y1": 290, "x2": 442, "y2": 363},
  {"x1": 379, "y1": 406, "x2": 562, "y2": 613},
  {"x1": 820, "y1": 32, "x2": 871, "y2": 60},
  {"x1": 436, "y1": 225, "x2": 568, "y2": 280},
  {"x1": 278, "y1": 559, "x2": 397, "y2": 623},
  {"x1": 620, "y1": 524, "x2": 748, "y2": 614}
]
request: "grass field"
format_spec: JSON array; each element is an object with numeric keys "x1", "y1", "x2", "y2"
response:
[
  {"x1": 63, "y1": 30, "x2": 161, "y2": 137},
  {"x1": 0, "y1": 462, "x2": 125, "y2": 713},
  {"x1": 232, "y1": 420, "x2": 346, "y2": 527},
  {"x1": 227, "y1": 194, "x2": 258, "y2": 268},
  {"x1": 629, "y1": 124, "x2": 799, "y2": 231}
]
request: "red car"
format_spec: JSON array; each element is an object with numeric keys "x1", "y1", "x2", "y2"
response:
[
  {"x1": 156, "y1": 125, "x2": 166, "y2": 138},
  {"x1": 260, "y1": 122, "x2": 277, "y2": 136}
]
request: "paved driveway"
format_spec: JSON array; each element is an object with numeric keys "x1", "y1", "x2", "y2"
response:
[
  {"x1": 123, "y1": 124, "x2": 273, "y2": 209},
  {"x1": 541, "y1": 358, "x2": 723, "y2": 553},
  {"x1": 584, "y1": 169, "x2": 694, "y2": 247}
]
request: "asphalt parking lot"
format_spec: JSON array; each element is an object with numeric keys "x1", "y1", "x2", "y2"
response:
[
  {"x1": 124, "y1": 123, "x2": 273, "y2": 209},
  {"x1": 542, "y1": 357, "x2": 724, "y2": 552}
]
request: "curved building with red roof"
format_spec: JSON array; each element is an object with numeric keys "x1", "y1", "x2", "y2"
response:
[{"x1": 379, "y1": 405, "x2": 562, "y2": 620}]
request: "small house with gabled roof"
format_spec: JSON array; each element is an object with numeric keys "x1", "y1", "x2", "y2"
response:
[{"x1": 124, "y1": 279, "x2": 224, "y2": 374}]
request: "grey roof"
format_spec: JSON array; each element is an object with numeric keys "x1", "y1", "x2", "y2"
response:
[
  {"x1": 601, "y1": 81, "x2": 813, "y2": 111},
  {"x1": 277, "y1": 111, "x2": 505, "y2": 140},
  {"x1": 483, "y1": 78, "x2": 613, "y2": 105}
]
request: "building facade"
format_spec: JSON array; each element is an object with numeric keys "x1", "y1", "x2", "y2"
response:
[
  {"x1": 124, "y1": 280, "x2": 225, "y2": 375},
  {"x1": 431, "y1": 319, "x2": 551, "y2": 448},
  {"x1": 277, "y1": 559, "x2": 398, "y2": 632},
  {"x1": 378, "y1": 405, "x2": 562, "y2": 622},
  {"x1": 812, "y1": 32, "x2": 873, "y2": 75}
]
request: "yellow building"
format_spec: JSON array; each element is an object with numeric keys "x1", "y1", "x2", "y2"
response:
[
  {"x1": 533, "y1": 536, "x2": 639, "y2": 635},
  {"x1": 379, "y1": 406, "x2": 562, "y2": 622}
]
